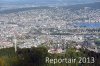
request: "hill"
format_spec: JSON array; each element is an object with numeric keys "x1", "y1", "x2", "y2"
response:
[
  {"x1": 0, "y1": 2, "x2": 100, "y2": 14},
  {"x1": 65, "y1": 2, "x2": 100, "y2": 9}
]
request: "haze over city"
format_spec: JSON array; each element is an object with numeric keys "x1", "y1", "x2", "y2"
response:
[
  {"x1": 0, "y1": 0, "x2": 100, "y2": 66},
  {"x1": 0, "y1": 0, "x2": 100, "y2": 6}
]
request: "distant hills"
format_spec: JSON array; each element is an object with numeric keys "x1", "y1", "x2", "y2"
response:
[
  {"x1": 66, "y1": 2, "x2": 100, "y2": 9},
  {"x1": 0, "y1": 2, "x2": 100, "y2": 14}
]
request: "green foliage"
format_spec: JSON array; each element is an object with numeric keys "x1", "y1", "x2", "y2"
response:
[
  {"x1": 0, "y1": 47, "x2": 19, "y2": 66},
  {"x1": 16, "y1": 47, "x2": 48, "y2": 66},
  {"x1": 0, "y1": 47, "x2": 48, "y2": 66},
  {"x1": 0, "y1": 47, "x2": 100, "y2": 66},
  {"x1": 94, "y1": 39, "x2": 100, "y2": 46}
]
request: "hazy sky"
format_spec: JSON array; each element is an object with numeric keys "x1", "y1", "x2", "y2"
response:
[
  {"x1": 0, "y1": 0, "x2": 99, "y2": 2},
  {"x1": 0, "y1": 0, "x2": 100, "y2": 6}
]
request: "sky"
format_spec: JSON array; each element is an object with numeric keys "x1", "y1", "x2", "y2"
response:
[{"x1": 0, "y1": 0, "x2": 100, "y2": 6}]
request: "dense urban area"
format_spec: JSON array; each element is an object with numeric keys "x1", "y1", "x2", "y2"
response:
[{"x1": 0, "y1": 2, "x2": 100, "y2": 66}]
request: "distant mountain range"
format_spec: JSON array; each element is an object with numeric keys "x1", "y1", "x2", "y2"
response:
[
  {"x1": 64, "y1": 2, "x2": 100, "y2": 9},
  {"x1": 0, "y1": 2, "x2": 100, "y2": 14}
]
